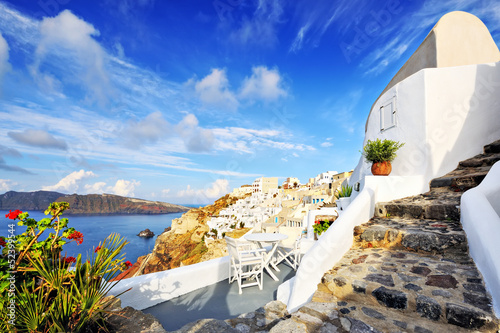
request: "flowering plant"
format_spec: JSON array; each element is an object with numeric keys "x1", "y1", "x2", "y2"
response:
[
  {"x1": 313, "y1": 219, "x2": 332, "y2": 236},
  {"x1": 0, "y1": 202, "x2": 130, "y2": 332}
]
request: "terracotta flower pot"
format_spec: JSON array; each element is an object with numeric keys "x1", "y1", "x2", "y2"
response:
[{"x1": 371, "y1": 161, "x2": 392, "y2": 176}]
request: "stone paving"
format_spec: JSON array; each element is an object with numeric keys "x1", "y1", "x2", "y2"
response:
[{"x1": 167, "y1": 140, "x2": 500, "y2": 333}]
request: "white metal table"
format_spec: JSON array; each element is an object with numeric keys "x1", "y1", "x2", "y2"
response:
[{"x1": 244, "y1": 233, "x2": 288, "y2": 281}]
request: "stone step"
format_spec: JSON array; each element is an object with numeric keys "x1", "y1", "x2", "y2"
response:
[
  {"x1": 429, "y1": 167, "x2": 490, "y2": 191},
  {"x1": 317, "y1": 248, "x2": 498, "y2": 332},
  {"x1": 484, "y1": 139, "x2": 500, "y2": 154},
  {"x1": 375, "y1": 188, "x2": 461, "y2": 221},
  {"x1": 354, "y1": 217, "x2": 467, "y2": 254},
  {"x1": 458, "y1": 152, "x2": 500, "y2": 168}
]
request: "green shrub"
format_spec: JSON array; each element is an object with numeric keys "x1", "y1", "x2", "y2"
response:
[
  {"x1": 362, "y1": 139, "x2": 405, "y2": 163},
  {"x1": 313, "y1": 220, "x2": 331, "y2": 235}
]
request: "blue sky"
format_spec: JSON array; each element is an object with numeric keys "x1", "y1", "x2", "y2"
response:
[{"x1": 0, "y1": 0, "x2": 499, "y2": 205}]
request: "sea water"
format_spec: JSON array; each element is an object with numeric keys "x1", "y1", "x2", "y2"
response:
[{"x1": 1, "y1": 210, "x2": 184, "y2": 264}]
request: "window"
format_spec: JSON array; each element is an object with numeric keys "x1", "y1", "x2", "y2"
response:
[{"x1": 380, "y1": 97, "x2": 397, "y2": 132}]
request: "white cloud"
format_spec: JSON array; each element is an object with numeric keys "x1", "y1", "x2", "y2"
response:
[
  {"x1": 212, "y1": 126, "x2": 314, "y2": 154},
  {"x1": 108, "y1": 179, "x2": 140, "y2": 197},
  {"x1": 121, "y1": 111, "x2": 171, "y2": 149},
  {"x1": 32, "y1": 10, "x2": 111, "y2": 104},
  {"x1": 177, "y1": 179, "x2": 229, "y2": 202},
  {"x1": 289, "y1": 24, "x2": 310, "y2": 53},
  {"x1": 193, "y1": 68, "x2": 238, "y2": 111},
  {"x1": 43, "y1": 169, "x2": 96, "y2": 193},
  {"x1": 0, "y1": 32, "x2": 10, "y2": 82},
  {"x1": 8, "y1": 129, "x2": 68, "y2": 150},
  {"x1": 161, "y1": 189, "x2": 171, "y2": 197},
  {"x1": 84, "y1": 181, "x2": 106, "y2": 194},
  {"x1": 175, "y1": 114, "x2": 214, "y2": 153},
  {"x1": 239, "y1": 66, "x2": 287, "y2": 101},
  {"x1": 0, "y1": 179, "x2": 17, "y2": 192},
  {"x1": 228, "y1": 0, "x2": 284, "y2": 47},
  {"x1": 321, "y1": 141, "x2": 333, "y2": 148}
]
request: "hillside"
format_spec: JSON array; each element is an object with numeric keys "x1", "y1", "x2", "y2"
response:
[{"x1": 0, "y1": 191, "x2": 189, "y2": 215}]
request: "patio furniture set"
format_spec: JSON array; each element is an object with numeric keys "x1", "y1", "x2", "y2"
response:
[{"x1": 225, "y1": 232, "x2": 309, "y2": 294}]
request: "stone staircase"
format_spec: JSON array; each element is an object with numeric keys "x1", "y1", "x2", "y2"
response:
[
  {"x1": 309, "y1": 140, "x2": 500, "y2": 332},
  {"x1": 171, "y1": 141, "x2": 500, "y2": 333}
]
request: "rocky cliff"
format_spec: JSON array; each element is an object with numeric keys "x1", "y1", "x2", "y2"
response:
[
  {"x1": 60, "y1": 194, "x2": 189, "y2": 215},
  {"x1": 0, "y1": 191, "x2": 189, "y2": 215},
  {"x1": 136, "y1": 192, "x2": 252, "y2": 275},
  {"x1": 0, "y1": 190, "x2": 64, "y2": 210}
]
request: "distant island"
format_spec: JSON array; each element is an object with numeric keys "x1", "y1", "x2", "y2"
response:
[{"x1": 0, "y1": 191, "x2": 190, "y2": 215}]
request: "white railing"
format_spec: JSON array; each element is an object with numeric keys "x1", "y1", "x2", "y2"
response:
[
  {"x1": 461, "y1": 161, "x2": 500, "y2": 315},
  {"x1": 285, "y1": 217, "x2": 303, "y2": 228},
  {"x1": 277, "y1": 175, "x2": 425, "y2": 312}
]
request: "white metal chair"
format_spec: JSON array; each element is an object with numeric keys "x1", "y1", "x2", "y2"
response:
[
  {"x1": 275, "y1": 235, "x2": 302, "y2": 270},
  {"x1": 225, "y1": 236, "x2": 266, "y2": 294}
]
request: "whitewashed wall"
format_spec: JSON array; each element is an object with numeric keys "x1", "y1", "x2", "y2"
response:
[
  {"x1": 281, "y1": 61, "x2": 500, "y2": 313},
  {"x1": 461, "y1": 161, "x2": 500, "y2": 315},
  {"x1": 109, "y1": 256, "x2": 230, "y2": 310},
  {"x1": 351, "y1": 61, "x2": 500, "y2": 190}
]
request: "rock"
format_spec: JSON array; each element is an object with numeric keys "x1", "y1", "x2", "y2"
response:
[
  {"x1": 138, "y1": 228, "x2": 155, "y2": 237},
  {"x1": 361, "y1": 307, "x2": 385, "y2": 320},
  {"x1": 446, "y1": 303, "x2": 487, "y2": 329},
  {"x1": 174, "y1": 319, "x2": 238, "y2": 333},
  {"x1": 234, "y1": 323, "x2": 250, "y2": 333},
  {"x1": 348, "y1": 318, "x2": 383, "y2": 333},
  {"x1": 393, "y1": 320, "x2": 407, "y2": 329},
  {"x1": 404, "y1": 283, "x2": 422, "y2": 291},
  {"x1": 416, "y1": 295, "x2": 441, "y2": 321},
  {"x1": 410, "y1": 266, "x2": 431, "y2": 276},
  {"x1": 372, "y1": 286, "x2": 407, "y2": 309},
  {"x1": 463, "y1": 283, "x2": 486, "y2": 293},
  {"x1": 463, "y1": 292, "x2": 492, "y2": 312},
  {"x1": 425, "y1": 275, "x2": 458, "y2": 288},
  {"x1": 352, "y1": 280, "x2": 367, "y2": 294},
  {"x1": 269, "y1": 318, "x2": 307, "y2": 332},
  {"x1": 300, "y1": 302, "x2": 338, "y2": 321},
  {"x1": 414, "y1": 326, "x2": 433, "y2": 333},
  {"x1": 334, "y1": 276, "x2": 347, "y2": 287},
  {"x1": 364, "y1": 274, "x2": 395, "y2": 287},
  {"x1": 432, "y1": 289, "x2": 452, "y2": 298},
  {"x1": 319, "y1": 322, "x2": 339, "y2": 332},
  {"x1": 105, "y1": 306, "x2": 167, "y2": 333}
]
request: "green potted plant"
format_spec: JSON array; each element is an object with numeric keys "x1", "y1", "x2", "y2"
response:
[
  {"x1": 361, "y1": 139, "x2": 405, "y2": 176},
  {"x1": 313, "y1": 219, "x2": 332, "y2": 239},
  {"x1": 334, "y1": 184, "x2": 353, "y2": 211}
]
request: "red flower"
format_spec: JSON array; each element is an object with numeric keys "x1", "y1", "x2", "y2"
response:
[
  {"x1": 68, "y1": 231, "x2": 84, "y2": 245},
  {"x1": 5, "y1": 210, "x2": 23, "y2": 220},
  {"x1": 94, "y1": 246, "x2": 102, "y2": 253},
  {"x1": 125, "y1": 261, "x2": 132, "y2": 268},
  {"x1": 64, "y1": 256, "x2": 76, "y2": 264},
  {"x1": 0, "y1": 238, "x2": 6, "y2": 247}
]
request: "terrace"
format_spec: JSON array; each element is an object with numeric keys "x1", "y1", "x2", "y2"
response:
[{"x1": 142, "y1": 263, "x2": 295, "y2": 331}]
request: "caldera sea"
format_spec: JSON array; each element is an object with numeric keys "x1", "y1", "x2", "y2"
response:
[{"x1": 1, "y1": 210, "x2": 186, "y2": 265}]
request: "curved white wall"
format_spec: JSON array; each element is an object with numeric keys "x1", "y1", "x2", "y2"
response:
[
  {"x1": 461, "y1": 161, "x2": 500, "y2": 315},
  {"x1": 109, "y1": 256, "x2": 230, "y2": 310},
  {"x1": 351, "y1": 61, "x2": 500, "y2": 189}
]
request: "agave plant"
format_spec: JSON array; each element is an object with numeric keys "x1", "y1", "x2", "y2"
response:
[
  {"x1": 335, "y1": 184, "x2": 353, "y2": 199},
  {"x1": 14, "y1": 233, "x2": 128, "y2": 333}
]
